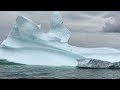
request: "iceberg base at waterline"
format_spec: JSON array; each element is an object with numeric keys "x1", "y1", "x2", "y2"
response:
[{"x1": 0, "y1": 46, "x2": 78, "y2": 66}]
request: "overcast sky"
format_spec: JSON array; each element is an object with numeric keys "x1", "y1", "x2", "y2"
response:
[{"x1": 0, "y1": 11, "x2": 120, "y2": 48}]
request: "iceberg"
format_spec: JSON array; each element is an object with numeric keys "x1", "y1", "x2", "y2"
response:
[
  {"x1": 77, "y1": 58, "x2": 113, "y2": 69},
  {"x1": 0, "y1": 11, "x2": 120, "y2": 68}
]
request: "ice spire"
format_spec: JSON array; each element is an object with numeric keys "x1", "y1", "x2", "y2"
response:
[
  {"x1": 50, "y1": 11, "x2": 63, "y2": 27},
  {"x1": 49, "y1": 11, "x2": 71, "y2": 43},
  {"x1": 8, "y1": 16, "x2": 41, "y2": 40}
]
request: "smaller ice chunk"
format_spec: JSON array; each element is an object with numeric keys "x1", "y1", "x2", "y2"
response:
[
  {"x1": 77, "y1": 58, "x2": 113, "y2": 68},
  {"x1": 109, "y1": 62, "x2": 120, "y2": 69}
]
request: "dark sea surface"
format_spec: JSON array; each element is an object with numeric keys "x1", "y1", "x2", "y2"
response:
[{"x1": 0, "y1": 65, "x2": 120, "y2": 79}]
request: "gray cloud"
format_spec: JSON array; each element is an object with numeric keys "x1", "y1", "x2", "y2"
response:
[
  {"x1": 69, "y1": 32, "x2": 120, "y2": 48},
  {"x1": 0, "y1": 11, "x2": 114, "y2": 34},
  {"x1": 61, "y1": 11, "x2": 113, "y2": 32}
]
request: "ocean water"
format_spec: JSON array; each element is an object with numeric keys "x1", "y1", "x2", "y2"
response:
[{"x1": 0, "y1": 65, "x2": 120, "y2": 79}]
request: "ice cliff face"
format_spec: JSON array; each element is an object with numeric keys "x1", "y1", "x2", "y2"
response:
[{"x1": 0, "y1": 11, "x2": 120, "y2": 68}]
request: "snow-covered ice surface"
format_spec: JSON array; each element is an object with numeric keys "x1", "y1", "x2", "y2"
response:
[{"x1": 0, "y1": 11, "x2": 120, "y2": 68}]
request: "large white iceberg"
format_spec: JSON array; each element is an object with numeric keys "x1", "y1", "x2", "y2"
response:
[{"x1": 0, "y1": 11, "x2": 120, "y2": 68}]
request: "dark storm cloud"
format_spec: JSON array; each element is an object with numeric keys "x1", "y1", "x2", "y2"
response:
[
  {"x1": 103, "y1": 21, "x2": 120, "y2": 32},
  {"x1": 103, "y1": 11, "x2": 120, "y2": 33}
]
